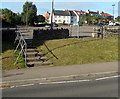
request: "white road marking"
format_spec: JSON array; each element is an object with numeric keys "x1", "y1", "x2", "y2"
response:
[
  {"x1": 2, "y1": 71, "x2": 117, "y2": 84},
  {"x1": 2, "y1": 75, "x2": 119, "y2": 89},
  {"x1": 39, "y1": 79, "x2": 91, "y2": 85},
  {"x1": 10, "y1": 86, "x2": 15, "y2": 88},
  {"x1": 92, "y1": 71, "x2": 118, "y2": 75},
  {"x1": 95, "y1": 75, "x2": 120, "y2": 81},
  {"x1": 16, "y1": 84, "x2": 34, "y2": 87}
]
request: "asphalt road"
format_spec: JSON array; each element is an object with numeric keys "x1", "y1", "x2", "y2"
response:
[{"x1": 2, "y1": 77, "x2": 118, "y2": 97}]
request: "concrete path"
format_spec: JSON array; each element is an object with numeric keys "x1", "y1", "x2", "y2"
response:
[{"x1": 2, "y1": 61, "x2": 118, "y2": 82}]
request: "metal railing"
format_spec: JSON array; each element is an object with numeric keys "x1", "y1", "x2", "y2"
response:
[{"x1": 14, "y1": 30, "x2": 27, "y2": 66}]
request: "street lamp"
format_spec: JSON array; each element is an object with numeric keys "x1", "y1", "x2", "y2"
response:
[{"x1": 112, "y1": 4, "x2": 115, "y2": 22}]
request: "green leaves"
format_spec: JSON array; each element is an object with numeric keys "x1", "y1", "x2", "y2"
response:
[
  {"x1": 1, "y1": 8, "x2": 20, "y2": 27},
  {"x1": 22, "y1": 1, "x2": 37, "y2": 25}
]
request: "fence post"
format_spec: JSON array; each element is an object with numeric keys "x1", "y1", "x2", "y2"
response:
[{"x1": 77, "y1": 25, "x2": 80, "y2": 38}]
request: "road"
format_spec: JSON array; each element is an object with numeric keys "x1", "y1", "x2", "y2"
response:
[{"x1": 2, "y1": 77, "x2": 118, "y2": 97}]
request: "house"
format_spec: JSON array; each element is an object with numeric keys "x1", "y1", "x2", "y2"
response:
[
  {"x1": 0, "y1": 15, "x2": 3, "y2": 20},
  {"x1": 75, "y1": 10, "x2": 87, "y2": 16},
  {"x1": 44, "y1": 11, "x2": 50, "y2": 22},
  {"x1": 87, "y1": 10, "x2": 99, "y2": 16},
  {"x1": 69, "y1": 10, "x2": 77, "y2": 24},
  {"x1": 49, "y1": 10, "x2": 77, "y2": 25},
  {"x1": 100, "y1": 12, "x2": 113, "y2": 21},
  {"x1": 48, "y1": 9, "x2": 113, "y2": 25},
  {"x1": 74, "y1": 10, "x2": 87, "y2": 22}
]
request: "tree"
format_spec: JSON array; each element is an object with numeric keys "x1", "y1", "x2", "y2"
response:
[
  {"x1": 35, "y1": 15, "x2": 45, "y2": 23},
  {"x1": 14, "y1": 13, "x2": 22, "y2": 25},
  {"x1": 1, "y1": 8, "x2": 20, "y2": 27},
  {"x1": 22, "y1": 1, "x2": 37, "y2": 26},
  {"x1": 82, "y1": 13, "x2": 92, "y2": 25},
  {"x1": 115, "y1": 16, "x2": 120, "y2": 22},
  {"x1": 92, "y1": 16, "x2": 105, "y2": 24}
]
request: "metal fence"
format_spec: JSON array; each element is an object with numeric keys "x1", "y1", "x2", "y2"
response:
[
  {"x1": 70, "y1": 25, "x2": 80, "y2": 38},
  {"x1": 14, "y1": 30, "x2": 27, "y2": 66}
]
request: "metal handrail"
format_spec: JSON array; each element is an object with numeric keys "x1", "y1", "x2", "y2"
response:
[{"x1": 14, "y1": 30, "x2": 27, "y2": 66}]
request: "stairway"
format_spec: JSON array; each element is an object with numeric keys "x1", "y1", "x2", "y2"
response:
[
  {"x1": 26, "y1": 48, "x2": 53, "y2": 67},
  {"x1": 19, "y1": 29, "x2": 53, "y2": 67}
]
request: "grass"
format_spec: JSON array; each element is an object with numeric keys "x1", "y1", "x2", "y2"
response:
[
  {"x1": 2, "y1": 41, "x2": 26, "y2": 70},
  {"x1": 38, "y1": 37, "x2": 118, "y2": 67},
  {"x1": 1, "y1": 36, "x2": 119, "y2": 70}
]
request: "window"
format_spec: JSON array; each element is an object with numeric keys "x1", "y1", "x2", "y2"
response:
[
  {"x1": 58, "y1": 20, "x2": 61, "y2": 22},
  {"x1": 55, "y1": 20, "x2": 57, "y2": 22}
]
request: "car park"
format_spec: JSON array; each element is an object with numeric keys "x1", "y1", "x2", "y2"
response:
[
  {"x1": 98, "y1": 23, "x2": 104, "y2": 26},
  {"x1": 109, "y1": 22, "x2": 116, "y2": 26},
  {"x1": 45, "y1": 25, "x2": 51, "y2": 28},
  {"x1": 53, "y1": 24, "x2": 58, "y2": 27}
]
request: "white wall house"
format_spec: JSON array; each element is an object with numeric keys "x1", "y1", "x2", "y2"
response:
[
  {"x1": 54, "y1": 15, "x2": 71, "y2": 24},
  {"x1": 49, "y1": 10, "x2": 77, "y2": 25},
  {"x1": 74, "y1": 10, "x2": 87, "y2": 23},
  {"x1": 48, "y1": 9, "x2": 113, "y2": 25},
  {"x1": 86, "y1": 10, "x2": 100, "y2": 16}
]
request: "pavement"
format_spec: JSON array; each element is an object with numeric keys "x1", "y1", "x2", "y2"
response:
[{"x1": 1, "y1": 61, "x2": 118, "y2": 88}]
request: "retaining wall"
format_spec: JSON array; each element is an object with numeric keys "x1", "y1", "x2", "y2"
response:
[
  {"x1": 33, "y1": 28, "x2": 69, "y2": 40},
  {"x1": 2, "y1": 29, "x2": 16, "y2": 41}
]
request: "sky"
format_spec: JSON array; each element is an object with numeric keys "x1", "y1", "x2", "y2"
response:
[{"x1": 1, "y1": 0, "x2": 120, "y2": 18}]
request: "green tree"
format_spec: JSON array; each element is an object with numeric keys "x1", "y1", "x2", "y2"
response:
[
  {"x1": 35, "y1": 15, "x2": 45, "y2": 23},
  {"x1": 22, "y1": 1, "x2": 37, "y2": 26},
  {"x1": 115, "y1": 16, "x2": 120, "y2": 22},
  {"x1": 14, "y1": 13, "x2": 22, "y2": 25},
  {"x1": 82, "y1": 13, "x2": 92, "y2": 25},
  {"x1": 92, "y1": 16, "x2": 105, "y2": 24},
  {"x1": 1, "y1": 8, "x2": 20, "y2": 27}
]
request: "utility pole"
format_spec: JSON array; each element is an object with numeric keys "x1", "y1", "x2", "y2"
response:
[
  {"x1": 112, "y1": 4, "x2": 115, "y2": 22},
  {"x1": 51, "y1": 0, "x2": 54, "y2": 30},
  {"x1": 26, "y1": 5, "x2": 28, "y2": 30}
]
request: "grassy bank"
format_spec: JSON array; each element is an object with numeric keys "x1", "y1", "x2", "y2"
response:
[
  {"x1": 2, "y1": 36, "x2": 118, "y2": 70},
  {"x1": 38, "y1": 37, "x2": 118, "y2": 66},
  {"x1": 2, "y1": 41, "x2": 25, "y2": 70}
]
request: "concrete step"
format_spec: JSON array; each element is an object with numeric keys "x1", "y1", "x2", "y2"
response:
[
  {"x1": 37, "y1": 53, "x2": 46, "y2": 57},
  {"x1": 26, "y1": 52, "x2": 38, "y2": 56},
  {"x1": 26, "y1": 56, "x2": 41, "y2": 62},
  {"x1": 27, "y1": 56, "x2": 47, "y2": 62},
  {"x1": 40, "y1": 56, "x2": 47, "y2": 61},
  {"x1": 27, "y1": 61, "x2": 53, "y2": 67},
  {"x1": 27, "y1": 46, "x2": 36, "y2": 49},
  {"x1": 27, "y1": 49, "x2": 41, "y2": 52}
]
